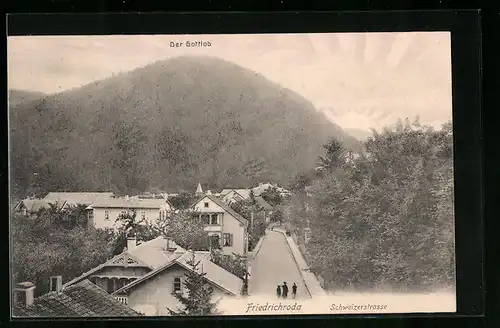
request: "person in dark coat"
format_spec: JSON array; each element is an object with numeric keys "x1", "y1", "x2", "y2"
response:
[
  {"x1": 276, "y1": 285, "x2": 281, "y2": 298},
  {"x1": 292, "y1": 283, "x2": 297, "y2": 299},
  {"x1": 282, "y1": 282, "x2": 289, "y2": 298}
]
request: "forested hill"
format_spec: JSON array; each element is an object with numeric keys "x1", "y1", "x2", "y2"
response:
[
  {"x1": 9, "y1": 89, "x2": 46, "y2": 108},
  {"x1": 9, "y1": 55, "x2": 362, "y2": 198}
]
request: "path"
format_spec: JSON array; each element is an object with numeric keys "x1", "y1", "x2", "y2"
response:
[{"x1": 248, "y1": 229, "x2": 311, "y2": 300}]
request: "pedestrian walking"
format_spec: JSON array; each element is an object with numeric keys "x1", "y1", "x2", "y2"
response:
[
  {"x1": 282, "y1": 282, "x2": 288, "y2": 299},
  {"x1": 292, "y1": 283, "x2": 297, "y2": 299},
  {"x1": 276, "y1": 285, "x2": 281, "y2": 298}
]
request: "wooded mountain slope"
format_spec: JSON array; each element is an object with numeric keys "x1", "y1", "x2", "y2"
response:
[
  {"x1": 9, "y1": 90, "x2": 46, "y2": 108},
  {"x1": 9, "y1": 56, "x2": 362, "y2": 197}
]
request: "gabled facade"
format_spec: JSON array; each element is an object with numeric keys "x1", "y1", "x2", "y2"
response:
[
  {"x1": 86, "y1": 198, "x2": 173, "y2": 230},
  {"x1": 220, "y1": 189, "x2": 251, "y2": 205},
  {"x1": 191, "y1": 195, "x2": 249, "y2": 256},
  {"x1": 112, "y1": 251, "x2": 243, "y2": 316},
  {"x1": 62, "y1": 236, "x2": 186, "y2": 294}
]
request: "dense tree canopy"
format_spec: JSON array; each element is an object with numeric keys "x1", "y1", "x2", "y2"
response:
[
  {"x1": 283, "y1": 119, "x2": 455, "y2": 292},
  {"x1": 11, "y1": 206, "x2": 116, "y2": 296}
]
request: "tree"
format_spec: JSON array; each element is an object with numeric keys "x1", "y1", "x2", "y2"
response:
[
  {"x1": 260, "y1": 187, "x2": 282, "y2": 207},
  {"x1": 210, "y1": 250, "x2": 247, "y2": 280},
  {"x1": 167, "y1": 252, "x2": 219, "y2": 315},
  {"x1": 294, "y1": 119, "x2": 455, "y2": 292},
  {"x1": 153, "y1": 210, "x2": 210, "y2": 251},
  {"x1": 230, "y1": 199, "x2": 267, "y2": 251},
  {"x1": 270, "y1": 206, "x2": 285, "y2": 225},
  {"x1": 11, "y1": 206, "x2": 115, "y2": 296},
  {"x1": 317, "y1": 138, "x2": 346, "y2": 171},
  {"x1": 168, "y1": 192, "x2": 198, "y2": 211}
]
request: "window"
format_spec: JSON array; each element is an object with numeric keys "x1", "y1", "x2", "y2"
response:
[
  {"x1": 210, "y1": 214, "x2": 219, "y2": 225},
  {"x1": 159, "y1": 210, "x2": 164, "y2": 220},
  {"x1": 210, "y1": 234, "x2": 221, "y2": 249},
  {"x1": 104, "y1": 210, "x2": 110, "y2": 220},
  {"x1": 223, "y1": 233, "x2": 233, "y2": 247},
  {"x1": 141, "y1": 211, "x2": 146, "y2": 220},
  {"x1": 204, "y1": 202, "x2": 209, "y2": 208},
  {"x1": 173, "y1": 277, "x2": 182, "y2": 293},
  {"x1": 22, "y1": 208, "x2": 27, "y2": 216},
  {"x1": 201, "y1": 214, "x2": 210, "y2": 224},
  {"x1": 88, "y1": 210, "x2": 94, "y2": 220}
]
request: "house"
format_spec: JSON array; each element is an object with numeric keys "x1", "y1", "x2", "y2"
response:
[
  {"x1": 112, "y1": 250, "x2": 243, "y2": 316},
  {"x1": 86, "y1": 197, "x2": 173, "y2": 229},
  {"x1": 43, "y1": 192, "x2": 115, "y2": 206},
  {"x1": 219, "y1": 188, "x2": 251, "y2": 205},
  {"x1": 253, "y1": 196, "x2": 274, "y2": 223},
  {"x1": 62, "y1": 236, "x2": 186, "y2": 294},
  {"x1": 12, "y1": 198, "x2": 70, "y2": 216},
  {"x1": 251, "y1": 183, "x2": 291, "y2": 197},
  {"x1": 191, "y1": 194, "x2": 249, "y2": 256},
  {"x1": 12, "y1": 280, "x2": 140, "y2": 317}
]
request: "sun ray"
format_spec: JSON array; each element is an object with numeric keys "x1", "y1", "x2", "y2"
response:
[
  {"x1": 374, "y1": 33, "x2": 398, "y2": 63},
  {"x1": 386, "y1": 33, "x2": 413, "y2": 68}
]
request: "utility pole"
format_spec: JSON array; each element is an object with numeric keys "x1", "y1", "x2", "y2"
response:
[{"x1": 250, "y1": 211, "x2": 254, "y2": 230}]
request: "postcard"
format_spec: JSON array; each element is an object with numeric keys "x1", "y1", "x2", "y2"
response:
[{"x1": 8, "y1": 32, "x2": 455, "y2": 317}]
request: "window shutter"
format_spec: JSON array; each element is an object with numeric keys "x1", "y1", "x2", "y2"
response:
[{"x1": 229, "y1": 234, "x2": 233, "y2": 246}]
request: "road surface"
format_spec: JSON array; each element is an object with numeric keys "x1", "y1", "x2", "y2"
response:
[{"x1": 249, "y1": 229, "x2": 311, "y2": 300}]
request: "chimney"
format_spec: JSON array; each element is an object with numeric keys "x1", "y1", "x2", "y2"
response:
[
  {"x1": 13, "y1": 282, "x2": 36, "y2": 308},
  {"x1": 163, "y1": 236, "x2": 175, "y2": 251},
  {"x1": 125, "y1": 195, "x2": 129, "y2": 200},
  {"x1": 49, "y1": 276, "x2": 62, "y2": 293},
  {"x1": 127, "y1": 235, "x2": 137, "y2": 250},
  {"x1": 206, "y1": 190, "x2": 212, "y2": 195}
]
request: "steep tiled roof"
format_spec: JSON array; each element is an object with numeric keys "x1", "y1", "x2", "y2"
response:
[
  {"x1": 12, "y1": 280, "x2": 140, "y2": 317},
  {"x1": 62, "y1": 237, "x2": 185, "y2": 288},
  {"x1": 128, "y1": 237, "x2": 186, "y2": 270},
  {"x1": 254, "y1": 196, "x2": 273, "y2": 210},
  {"x1": 87, "y1": 198, "x2": 169, "y2": 209},
  {"x1": 193, "y1": 194, "x2": 248, "y2": 227},
  {"x1": 44, "y1": 192, "x2": 115, "y2": 205},
  {"x1": 220, "y1": 189, "x2": 251, "y2": 199},
  {"x1": 176, "y1": 251, "x2": 243, "y2": 295},
  {"x1": 113, "y1": 251, "x2": 243, "y2": 296}
]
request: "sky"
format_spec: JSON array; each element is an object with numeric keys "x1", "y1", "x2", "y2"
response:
[{"x1": 7, "y1": 32, "x2": 452, "y2": 132}]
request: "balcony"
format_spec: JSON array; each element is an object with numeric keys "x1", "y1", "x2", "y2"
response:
[{"x1": 114, "y1": 296, "x2": 128, "y2": 305}]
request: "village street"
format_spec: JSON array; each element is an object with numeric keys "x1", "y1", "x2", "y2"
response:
[{"x1": 248, "y1": 229, "x2": 311, "y2": 300}]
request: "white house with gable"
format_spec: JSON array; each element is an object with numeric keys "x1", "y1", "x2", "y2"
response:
[
  {"x1": 191, "y1": 194, "x2": 249, "y2": 256},
  {"x1": 86, "y1": 197, "x2": 173, "y2": 230}
]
